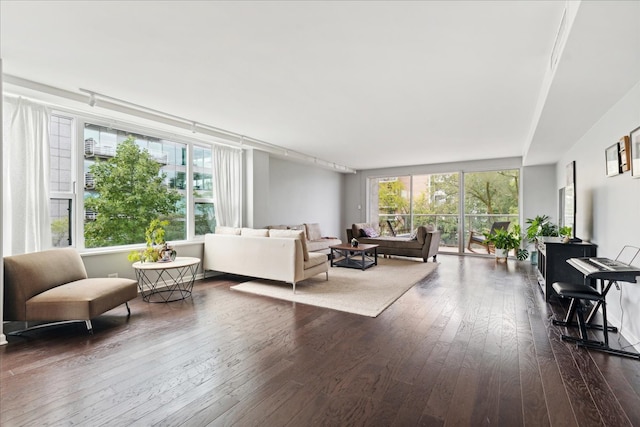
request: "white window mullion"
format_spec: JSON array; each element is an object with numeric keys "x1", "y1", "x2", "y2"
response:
[{"x1": 186, "y1": 144, "x2": 195, "y2": 240}]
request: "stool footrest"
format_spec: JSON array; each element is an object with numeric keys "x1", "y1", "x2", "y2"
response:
[
  {"x1": 561, "y1": 334, "x2": 604, "y2": 347},
  {"x1": 552, "y1": 319, "x2": 618, "y2": 332}
]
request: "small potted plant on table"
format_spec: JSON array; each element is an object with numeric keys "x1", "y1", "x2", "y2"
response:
[
  {"x1": 128, "y1": 219, "x2": 175, "y2": 262},
  {"x1": 525, "y1": 215, "x2": 559, "y2": 264}
]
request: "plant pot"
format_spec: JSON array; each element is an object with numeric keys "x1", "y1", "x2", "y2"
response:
[
  {"x1": 494, "y1": 248, "x2": 508, "y2": 260},
  {"x1": 530, "y1": 250, "x2": 538, "y2": 265}
]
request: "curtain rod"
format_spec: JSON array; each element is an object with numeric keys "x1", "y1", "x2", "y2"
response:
[{"x1": 2, "y1": 74, "x2": 356, "y2": 173}]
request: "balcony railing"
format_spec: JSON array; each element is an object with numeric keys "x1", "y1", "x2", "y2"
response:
[
  {"x1": 84, "y1": 138, "x2": 168, "y2": 164},
  {"x1": 84, "y1": 173, "x2": 95, "y2": 189},
  {"x1": 376, "y1": 213, "x2": 519, "y2": 253},
  {"x1": 84, "y1": 138, "x2": 115, "y2": 158}
]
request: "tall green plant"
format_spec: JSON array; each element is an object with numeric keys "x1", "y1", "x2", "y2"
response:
[
  {"x1": 128, "y1": 219, "x2": 170, "y2": 262},
  {"x1": 485, "y1": 224, "x2": 529, "y2": 260},
  {"x1": 525, "y1": 215, "x2": 558, "y2": 242},
  {"x1": 84, "y1": 136, "x2": 181, "y2": 248}
]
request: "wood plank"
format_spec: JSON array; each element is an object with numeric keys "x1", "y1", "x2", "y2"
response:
[{"x1": 2, "y1": 257, "x2": 640, "y2": 425}]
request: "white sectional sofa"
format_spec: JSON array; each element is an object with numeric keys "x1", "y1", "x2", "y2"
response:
[
  {"x1": 203, "y1": 227, "x2": 329, "y2": 293},
  {"x1": 266, "y1": 223, "x2": 341, "y2": 255}
]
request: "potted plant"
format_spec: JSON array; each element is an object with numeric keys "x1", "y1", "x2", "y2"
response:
[
  {"x1": 525, "y1": 215, "x2": 558, "y2": 264},
  {"x1": 485, "y1": 224, "x2": 528, "y2": 261},
  {"x1": 559, "y1": 225, "x2": 572, "y2": 243},
  {"x1": 128, "y1": 219, "x2": 173, "y2": 262}
]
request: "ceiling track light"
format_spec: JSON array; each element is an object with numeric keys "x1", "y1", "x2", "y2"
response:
[{"x1": 73, "y1": 86, "x2": 356, "y2": 173}]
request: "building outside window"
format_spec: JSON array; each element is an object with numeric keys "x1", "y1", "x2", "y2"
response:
[
  {"x1": 192, "y1": 145, "x2": 215, "y2": 236},
  {"x1": 49, "y1": 114, "x2": 218, "y2": 249},
  {"x1": 49, "y1": 115, "x2": 74, "y2": 247}
]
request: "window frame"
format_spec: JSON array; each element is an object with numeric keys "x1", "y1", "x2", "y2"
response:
[
  {"x1": 49, "y1": 113, "x2": 77, "y2": 247},
  {"x1": 49, "y1": 110, "x2": 223, "y2": 251},
  {"x1": 367, "y1": 168, "x2": 520, "y2": 255}
]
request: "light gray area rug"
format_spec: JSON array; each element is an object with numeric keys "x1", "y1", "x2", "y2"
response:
[{"x1": 230, "y1": 257, "x2": 438, "y2": 317}]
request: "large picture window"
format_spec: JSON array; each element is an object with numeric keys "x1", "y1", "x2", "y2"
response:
[
  {"x1": 464, "y1": 169, "x2": 520, "y2": 253},
  {"x1": 368, "y1": 168, "x2": 519, "y2": 254},
  {"x1": 369, "y1": 173, "x2": 460, "y2": 247},
  {"x1": 49, "y1": 114, "x2": 219, "y2": 249}
]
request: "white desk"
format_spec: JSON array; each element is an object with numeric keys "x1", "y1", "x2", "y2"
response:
[{"x1": 132, "y1": 257, "x2": 200, "y2": 302}]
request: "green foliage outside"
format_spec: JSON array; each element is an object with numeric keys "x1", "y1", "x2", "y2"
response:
[
  {"x1": 51, "y1": 217, "x2": 69, "y2": 247},
  {"x1": 194, "y1": 202, "x2": 216, "y2": 236},
  {"x1": 84, "y1": 136, "x2": 182, "y2": 248}
]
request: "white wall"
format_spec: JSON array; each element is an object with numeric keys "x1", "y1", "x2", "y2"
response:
[
  {"x1": 0, "y1": 59, "x2": 6, "y2": 345},
  {"x1": 81, "y1": 242, "x2": 205, "y2": 280},
  {"x1": 244, "y1": 149, "x2": 270, "y2": 228},
  {"x1": 522, "y1": 164, "x2": 558, "y2": 226},
  {"x1": 267, "y1": 156, "x2": 344, "y2": 239},
  {"x1": 557, "y1": 80, "x2": 640, "y2": 344}
]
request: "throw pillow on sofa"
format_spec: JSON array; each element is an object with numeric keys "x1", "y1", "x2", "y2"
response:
[
  {"x1": 362, "y1": 227, "x2": 380, "y2": 238},
  {"x1": 305, "y1": 223, "x2": 323, "y2": 241},
  {"x1": 268, "y1": 229, "x2": 309, "y2": 261}
]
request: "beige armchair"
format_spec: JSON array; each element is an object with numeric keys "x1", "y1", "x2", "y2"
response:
[{"x1": 4, "y1": 248, "x2": 138, "y2": 334}]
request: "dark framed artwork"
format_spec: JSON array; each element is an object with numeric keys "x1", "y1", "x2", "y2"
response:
[
  {"x1": 631, "y1": 126, "x2": 640, "y2": 178},
  {"x1": 605, "y1": 142, "x2": 621, "y2": 176},
  {"x1": 619, "y1": 135, "x2": 631, "y2": 172}
]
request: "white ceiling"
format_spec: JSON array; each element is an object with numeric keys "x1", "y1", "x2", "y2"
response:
[{"x1": 1, "y1": 1, "x2": 639, "y2": 171}]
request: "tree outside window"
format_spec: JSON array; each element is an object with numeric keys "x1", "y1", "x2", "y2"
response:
[{"x1": 84, "y1": 136, "x2": 182, "y2": 248}]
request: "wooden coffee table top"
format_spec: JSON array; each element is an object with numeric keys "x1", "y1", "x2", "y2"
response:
[{"x1": 330, "y1": 243, "x2": 379, "y2": 252}]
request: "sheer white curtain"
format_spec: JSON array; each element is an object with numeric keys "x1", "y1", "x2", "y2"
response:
[
  {"x1": 3, "y1": 97, "x2": 51, "y2": 255},
  {"x1": 213, "y1": 145, "x2": 242, "y2": 228}
]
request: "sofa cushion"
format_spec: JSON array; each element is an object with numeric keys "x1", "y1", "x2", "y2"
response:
[
  {"x1": 268, "y1": 229, "x2": 309, "y2": 261},
  {"x1": 305, "y1": 252, "x2": 328, "y2": 269},
  {"x1": 26, "y1": 278, "x2": 138, "y2": 321},
  {"x1": 216, "y1": 226, "x2": 241, "y2": 235},
  {"x1": 358, "y1": 235, "x2": 424, "y2": 250},
  {"x1": 305, "y1": 223, "x2": 323, "y2": 241},
  {"x1": 266, "y1": 224, "x2": 289, "y2": 230},
  {"x1": 289, "y1": 224, "x2": 306, "y2": 236},
  {"x1": 241, "y1": 228, "x2": 269, "y2": 237},
  {"x1": 306, "y1": 238, "x2": 341, "y2": 253}
]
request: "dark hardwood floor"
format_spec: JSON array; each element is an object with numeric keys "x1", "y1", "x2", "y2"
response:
[{"x1": 2, "y1": 255, "x2": 640, "y2": 426}]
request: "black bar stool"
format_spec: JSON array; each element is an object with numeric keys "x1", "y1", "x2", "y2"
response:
[{"x1": 552, "y1": 282, "x2": 609, "y2": 348}]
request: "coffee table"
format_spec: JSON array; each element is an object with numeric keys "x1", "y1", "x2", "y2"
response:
[
  {"x1": 330, "y1": 243, "x2": 379, "y2": 270},
  {"x1": 132, "y1": 257, "x2": 200, "y2": 302}
]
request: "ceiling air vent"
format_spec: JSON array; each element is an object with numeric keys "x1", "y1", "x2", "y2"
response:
[{"x1": 550, "y1": 6, "x2": 568, "y2": 70}]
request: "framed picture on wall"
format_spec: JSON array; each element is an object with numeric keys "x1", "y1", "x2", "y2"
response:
[
  {"x1": 619, "y1": 135, "x2": 631, "y2": 172},
  {"x1": 631, "y1": 126, "x2": 640, "y2": 178},
  {"x1": 605, "y1": 142, "x2": 621, "y2": 176}
]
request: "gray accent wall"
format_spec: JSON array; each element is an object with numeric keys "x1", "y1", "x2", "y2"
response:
[
  {"x1": 522, "y1": 164, "x2": 558, "y2": 227},
  {"x1": 267, "y1": 156, "x2": 344, "y2": 240}
]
